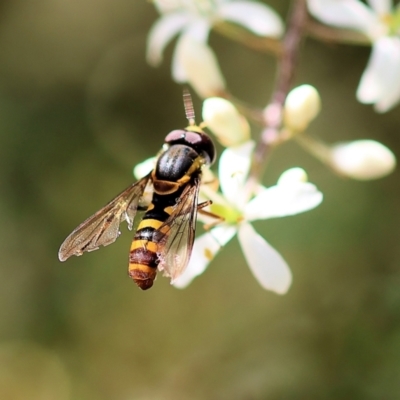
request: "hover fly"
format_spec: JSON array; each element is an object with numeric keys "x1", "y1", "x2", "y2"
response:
[{"x1": 58, "y1": 91, "x2": 219, "y2": 290}]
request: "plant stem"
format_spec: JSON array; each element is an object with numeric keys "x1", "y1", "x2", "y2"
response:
[
  {"x1": 306, "y1": 19, "x2": 370, "y2": 46},
  {"x1": 295, "y1": 132, "x2": 332, "y2": 165},
  {"x1": 248, "y1": 0, "x2": 308, "y2": 189}
]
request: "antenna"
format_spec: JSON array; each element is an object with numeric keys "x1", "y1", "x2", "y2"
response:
[{"x1": 183, "y1": 88, "x2": 196, "y2": 126}]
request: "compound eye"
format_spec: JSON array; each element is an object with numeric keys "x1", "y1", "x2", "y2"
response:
[
  {"x1": 183, "y1": 131, "x2": 202, "y2": 145},
  {"x1": 164, "y1": 129, "x2": 186, "y2": 144},
  {"x1": 197, "y1": 134, "x2": 216, "y2": 165},
  {"x1": 164, "y1": 128, "x2": 216, "y2": 166}
]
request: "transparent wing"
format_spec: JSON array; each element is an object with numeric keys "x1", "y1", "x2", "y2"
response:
[
  {"x1": 58, "y1": 174, "x2": 152, "y2": 262},
  {"x1": 156, "y1": 177, "x2": 201, "y2": 282}
]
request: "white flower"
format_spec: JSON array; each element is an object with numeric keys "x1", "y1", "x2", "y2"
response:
[
  {"x1": 133, "y1": 157, "x2": 157, "y2": 179},
  {"x1": 173, "y1": 141, "x2": 323, "y2": 294},
  {"x1": 357, "y1": 35, "x2": 400, "y2": 112},
  {"x1": 202, "y1": 97, "x2": 250, "y2": 145},
  {"x1": 174, "y1": 35, "x2": 226, "y2": 97},
  {"x1": 284, "y1": 84, "x2": 321, "y2": 132},
  {"x1": 308, "y1": 0, "x2": 400, "y2": 112},
  {"x1": 147, "y1": 0, "x2": 284, "y2": 88},
  {"x1": 330, "y1": 139, "x2": 396, "y2": 180}
]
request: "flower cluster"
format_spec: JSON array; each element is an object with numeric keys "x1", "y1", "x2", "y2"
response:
[
  {"x1": 308, "y1": 0, "x2": 400, "y2": 112},
  {"x1": 139, "y1": 0, "x2": 397, "y2": 293},
  {"x1": 134, "y1": 98, "x2": 324, "y2": 293},
  {"x1": 283, "y1": 84, "x2": 396, "y2": 180},
  {"x1": 147, "y1": 0, "x2": 284, "y2": 97},
  {"x1": 173, "y1": 139, "x2": 323, "y2": 294}
]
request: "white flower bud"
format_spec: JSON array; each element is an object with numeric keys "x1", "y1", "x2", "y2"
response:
[
  {"x1": 277, "y1": 167, "x2": 308, "y2": 185},
  {"x1": 133, "y1": 157, "x2": 156, "y2": 179},
  {"x1": 330, "y1": 140, "x2": 396, "y2": 180},
  {"x1": 284, "y1": 85, "x2": 321, "y2": 132},
  {"x1": 202, "y1": 97, "x2": 250, "y2": 146},
  {"x1": 175, "y1": 35, "x2": 226, "y2": 98}
]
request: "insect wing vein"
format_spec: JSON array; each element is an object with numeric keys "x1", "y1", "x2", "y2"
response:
[
  {"x1": 156, "y1": 178, "x2": 200, "y2": 281},
  {"x1": 58, "y1": 174, "x2": 151, "y2": 261}
]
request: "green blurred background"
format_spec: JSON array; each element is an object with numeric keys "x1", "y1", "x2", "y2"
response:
[{"x1": 0, "y1": 1, "x2": 399, "y2": 399}]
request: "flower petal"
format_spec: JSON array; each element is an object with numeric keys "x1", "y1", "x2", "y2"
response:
[
  {"x1": 366, "y1": 0, "x2": 392, "y2": 15},
  {"x1": 153, "y1": 0, "x2": 182, "y2": 14},
  {"x1": 357, "y1": 36, "x2": 400, "y2": 112},
  {"x1": 202, "y1": 97, "x2": 250, "y2": 146},
  {"x1": 133, "y1": 157, "x2": 157, "y2": 179},
  {"x1": 172, "y1": 37, "x2": 187, "y2": 82},
  {"x1": 172, "y1": 34, "x2": 226, "y2": 96},
  {"x1": 218, "y1": 1, "x2": 284, "y2": 37},
  {"x1": 244, "y1": 181, "x2": 323, "y2": 221},
  {"x1": 172, "y1": 225, "x2": 237, "y2": 288},
  {"x1": 146, "y1": 13, "x2": 190, "y2": 66},
  {"x1": 307, "y1": 0, "x2": 382, "y2": 38},
  {"x1": 182, "y1": 17, "x2": 210, "y2": 42},
  {"x1": 218, "y1": 141, "x2": 255, "y2": 208},
  {"x1": 172, "y1": 18, "x2": 211, "y2": 84},
  {"x1": 238, "y1": 223, "x2": 292, "y2": 294}
]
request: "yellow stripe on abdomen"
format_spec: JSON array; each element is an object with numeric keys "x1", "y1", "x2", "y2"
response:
[
  {"x1": 137, "y1": 218, "x2": 164, "y2": 230},
  {"x1": 128, "y1": 263, "x2": 157, "y2": 290},
  {"x1": 164, "y1": 206, "x2": 174, "y2": 215},
  {"x1": 128, "y1": 262, "x2": 154, "y2": 273},
  {"x1": 130, "y1": 240, "x2": 158, "y2": 253}
]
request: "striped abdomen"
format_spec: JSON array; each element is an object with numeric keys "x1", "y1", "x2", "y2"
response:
[{"x1": 128, "y1": 191, "x2": 178, "y2": 290}]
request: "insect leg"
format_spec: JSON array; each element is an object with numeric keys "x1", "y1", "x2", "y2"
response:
[
  {"x1": 197, "y1": 200, "x2": 212, "y2": 209},
  {"x1": 197, "y1": 206, "x2": 225, "y2": 230}
]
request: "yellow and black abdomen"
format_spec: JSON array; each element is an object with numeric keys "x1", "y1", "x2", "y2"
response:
[
  {"x1": 129, "y1": 142, "x2": 208, "y2": 290},
  {"x1": 128, "y1": 190, "x2": 180, "y2": 290}
]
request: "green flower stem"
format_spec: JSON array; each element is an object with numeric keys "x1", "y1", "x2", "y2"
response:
[
  {"x1": 306, "y1": 19, "x2": 370, "y2": 46},
  {"x1": 295, "y1": 132, "x2": 332, "y2": 165}
]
